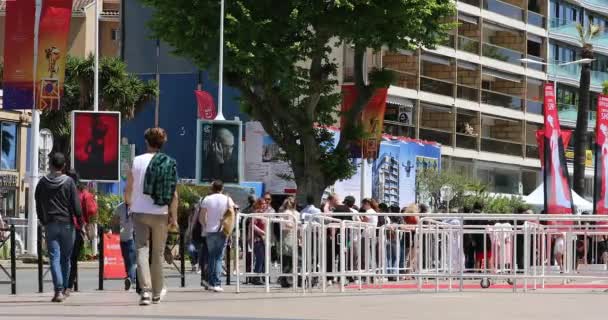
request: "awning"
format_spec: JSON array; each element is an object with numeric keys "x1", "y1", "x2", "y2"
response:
[{"x1": 386, "y1": 95, "x2": 414, "y2": 107}]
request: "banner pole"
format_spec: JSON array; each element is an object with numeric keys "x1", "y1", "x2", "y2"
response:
[
  {"x1": 94, "y1": 0, "x2": 99, "y2": 112},
  {"x1": 214, "y1": 0, "x2": 226, "y2": 120},
  {"x1": 27, "y1": 0, "x2": 42, "y2": 257}
]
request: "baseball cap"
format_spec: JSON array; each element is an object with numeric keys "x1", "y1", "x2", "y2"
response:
[{"x1": 343, "y1": 196, "x2": 356, "y2": 206}]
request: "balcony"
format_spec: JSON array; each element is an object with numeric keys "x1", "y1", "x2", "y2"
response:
[
  {"x1": 420, "y1": 128, "x2": 452, "y2": 146},
  {"x1": 420, "y1": 77, "x2": 454, "y2": 97},
  {"x1": 549, "y1": 18, "x2": 579, "y2": 39},
  {"x1": 390, "y1": 70, "x2": 418, "y2": 90},
  {"x1": 481, "y1": 137, "x2": 523, "y2": 156},
  {"x1": 527, "y1": 11, "x2": 544, "y2": 28},
  {"x1": 459, "y1": 0, "x2": 481, "y2": 6},
  {"x1": 524, "y1": 55, "x2": 544, "y2": 72},
  {"x1": 548, "y1": 63, "x2": 608, "y2": 88},
  {"x1": 457, "y1": 85, "x2": 479, "y2": 102},
  {"x1": 526, "y1": 144, "x2": 539, "y2": 159},
  {"x1": 558, "y1": 103, "x2": 597, "y2": 124},
  {"x1": 481, "y1": 89, "x2": 523, "y2": 110},
  {"x1": 456, "y1": 133, "x2": 478, "y2": 150},
  {"x1": 482, "y1": 42, "x2": 524, "y2": 66},
  {"x1": 458, "y1": 36, "x2": 480, "y2": 55},
  {"x1": 527, "y1": 100, "x2": 543, "y2": 114},
  {"x1": 483, "y1": 0, "x2": 524, "y2": 22}
]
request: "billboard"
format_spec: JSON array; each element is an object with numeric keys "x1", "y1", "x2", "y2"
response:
[
  {"x1": 196, "y1": 120, "x2": 243, "y2": 184},
  {"x1": 71, "y1": 111, "x2": 121, "y2": 182},
  {"x1": 594, "y1": 95, "x2": 608, "y2": 218}
]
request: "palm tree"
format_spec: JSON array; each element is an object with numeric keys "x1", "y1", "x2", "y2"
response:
[{"x1": 572, "y1": 23, "x2": 600, "y2": 196}]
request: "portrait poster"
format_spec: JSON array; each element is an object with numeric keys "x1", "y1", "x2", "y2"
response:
[
  {"x1": 2, "y1": 0, "x2": 36, "y2": 110},
  {"x1": 197, "y1": 120, "x2": 243, "y2": 184},
  {"x1": 594, "y1": 95, "x2": 608, "y2": 218},
  {"x1": 71, "y1": 111, "x2": 121, "y2": 182},
  {"x1": 542, "y1": 82, "x2": 574, "y2": 220}
]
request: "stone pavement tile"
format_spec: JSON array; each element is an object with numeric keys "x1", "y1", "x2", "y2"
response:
[{"x1": 0, "y1": 288, "x2": 606, "y2": 320}]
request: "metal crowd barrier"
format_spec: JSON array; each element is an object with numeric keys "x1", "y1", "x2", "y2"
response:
[
  {"x1": 234, "y1": 212, "x2": 608, "y2": 293},
  {"x1": 0, "y1": 225, "x2": 17, "y2": 294}
]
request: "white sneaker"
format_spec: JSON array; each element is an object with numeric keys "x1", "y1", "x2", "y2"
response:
[
  {"x1": 211, "y1": 286, "x2": 224, "y2": 293},
  {"x1": 139, "y1": 292, "x2": 151, "y2": 306},
  {"x1": 153, "y1": 287, "x2": 167, "y2": 304},
  {"x1": 201, "y1": 280, "x2": 210, "y2": 290},
  {"x1": 327, "y1": 280, "x2": 333, "y2": 286}
]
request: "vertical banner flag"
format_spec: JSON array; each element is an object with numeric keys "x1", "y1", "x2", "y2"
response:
[
  {"x1": 594, "y1": 95, "x2": 608, "y2": 219},
  {"x1": 103, "y1": 233, "x2": 127, "y2": 280},
  {"x1": 361, "y1": 88, "x2": 389, "y2": 159},
  {"x1": 535, "y1": 129, "x2": 572, "y2": 167},
  {"x1": 195, "y1": 90, "x2": 217, "y2": 120},
  {"x1": 35, "y1": 0, "x2": 74, "y2": 111},
  {"x1": 543, "y1": 82, "x2": 574, "y2": 220},
  {"x1": 2, "y1": 0, "x2": 37, "y2": 109}
]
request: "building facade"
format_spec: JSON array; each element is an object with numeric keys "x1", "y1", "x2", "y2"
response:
[
  {"x1": 373, "y1": 153, "x2": 400, "y2": 207},
  {"x1": 347, "y1": 0, "x2": 608, "y2": 199}
]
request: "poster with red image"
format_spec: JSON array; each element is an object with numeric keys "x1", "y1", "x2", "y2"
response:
[
  {"x1": 71, "y1": 111, "x2": 121, "y2": 181},
  {"x1": 594, "y1": 95, "x2": 608, "y2": 220}
]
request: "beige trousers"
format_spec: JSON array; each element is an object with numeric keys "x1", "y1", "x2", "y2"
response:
[{"x1": 134, "y1": 213, "x2": 168, "y2": 297}]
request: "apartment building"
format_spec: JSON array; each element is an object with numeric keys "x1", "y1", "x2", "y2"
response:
[
  {"x1": 345, "y1": 0, "x2": 608, "y2": 199},
  {"x1": 373, "y1": 153, "x2": 400, "y2": 207}
]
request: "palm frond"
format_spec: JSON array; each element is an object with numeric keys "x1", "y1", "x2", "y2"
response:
[
  {"x1": 576, "y1": 23, "x2": 586, "y2": 43},
  {"x1": 590, "y1": 23, "x2": 601, "y2": 39}
]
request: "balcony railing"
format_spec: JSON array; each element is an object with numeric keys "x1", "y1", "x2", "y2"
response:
[
  {"x1": 550, "y1": 18, "x2": 581, "y2": 39},
  {"x1": 526, "y1": 144, "x2": 539, "y2": 159},
  {"x1": 420, "y1": 127, "x2": 452, "y2": 146},
  {"x1": 458, "y1": 36, "x2": 480, "y2": 55},
  {"x1": 548, "y1": 63, "x2": 608, "y2": 88},
  {"x1": 527, "y1": 100, "x2": 543, "y2": 115},
  {"x1": 557, "y1": 103, "x2": 597, "y2": 123},
  {"x1": 456, "y1": 133, "x2": 478, "y2": 150},
  {"x1": 388, "y1": 69, "x2": 418, "y2": 90},
  {"x1": 481, "y1": 89, "x2": 523, "y2": 110},
  {"x1": 441, "y1": 34, "x2": 456, "y2": 49},
  {"x1": 481, "y1": 137, "x2": 523, "y2": 156},
  {"x1": 457, "y1": 85, "x2": 479, "y2": 102},
  {"x1": 459, "y1": 0, "x2": 481, "y2": 6},
  {"x1": 527, "y1": 11, "x2": 545, "y2": 28},
  {"x1": 420, "y1": 76, "x2": 454, "y2": 97},
  {"x1": 482, "y1": 42, "x2": 524, "y2": 65},
  {"x1": 524, "y1": 55, "x2": 544, "y2": 72},
  {"x1": 483, "y1": 0, "x2": 524, "y2": 21}
]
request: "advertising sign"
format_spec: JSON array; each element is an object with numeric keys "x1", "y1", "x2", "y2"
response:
[
  {"x1": 196, "y1": 120, "x2": 243, "y2": 184},
  {"x1": 594, "y1": 94, "x2": 608, "y2": 218},
  {"x1": 71, "y1": 111, "x2": 121, "y2": 182},
  {"x1": 103, "y1": 233, "x2": 127, "y2": 280}
]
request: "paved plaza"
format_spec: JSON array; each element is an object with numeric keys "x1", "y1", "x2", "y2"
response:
[{"x1": 0, "y1": 286, "x2": 606, "y2": 320}]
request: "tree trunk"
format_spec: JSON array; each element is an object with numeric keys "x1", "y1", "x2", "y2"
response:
[{"x1": 573, "y1": 51, "x2": 592, "y2": 196}]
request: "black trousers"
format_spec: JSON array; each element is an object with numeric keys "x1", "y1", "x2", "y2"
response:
[{"x1": 68, "y1": 231, "x2": 84, "y2": 290}]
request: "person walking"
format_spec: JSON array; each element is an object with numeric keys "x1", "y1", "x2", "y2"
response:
[
  {"x1": 198, "y1": 180, "x2": 235, "y2": 292},
  {"x1": 65, "y1": 170, "x2": 98, "y2": 296},
  {"x1": 112, "y1": 201, "x2": 137, "y2": 291},
  {"x1": 126, "y1": 128, "x2": 178, "y2": 306},
  {"x1": 35, "y1": 153, "x2": 83, "y2": 303}
]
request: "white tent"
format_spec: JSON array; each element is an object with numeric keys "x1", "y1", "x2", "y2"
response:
[{"x1": 524, "y1": 183, "x2": 593, "y2": 214}]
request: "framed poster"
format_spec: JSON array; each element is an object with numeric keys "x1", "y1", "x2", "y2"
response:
[
  {"x1": 196, "y1": 120, "x2": 243, "y2": 184},
  {"x1": 71, "y1": 111, "x2": 121, "y2": 182}
]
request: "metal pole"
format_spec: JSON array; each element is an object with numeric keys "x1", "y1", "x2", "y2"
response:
[
  {"x1": 180, "y1": 228, "x2": 186, "y2": 288},
  {"x1": 37, "y1": 225, "x2": 43, "y2": 293},
  {"x1": 10, "y1": 225, "x2": 16, "y2": 295},
  {"x1": 98, "y1": 225, "x2": 104, "y2": 291},
  {"x1": 27, "y1": 0, "x2": 43, "y2": 258},
  {"x1": 215, "y1": 0, "x2": 226, "y2": 120},
  {"x1": 154, "y1": 39, "x2": 160, "y2": 127},
  {"x1": 94, "y1": 0, "x2": 99, "y2": 111}
]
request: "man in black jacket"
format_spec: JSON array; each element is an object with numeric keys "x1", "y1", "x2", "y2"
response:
[{"x1": 35, "y1": 153, "x2": 83, "y2": 303}]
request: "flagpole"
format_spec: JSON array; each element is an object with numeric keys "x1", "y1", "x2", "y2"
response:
[
  {"x1": 214, "y1": 0, "x2": 226, "y2": 121},
  {"x1": 27, "y1": 0, "x2": 43, "y2": 257},
  {"x1": 94, "y1": 0, "x2": 99, "y2": 112}
]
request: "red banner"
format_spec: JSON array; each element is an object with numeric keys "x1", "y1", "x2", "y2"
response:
[
  {"x1": 35, "y1": 0, "x2": 73, "y2": 111},
  {"x1": 103, "y1": 233, "x2": 127, "y2": 280},
  {"x1": 361, "y1": 88, "x2": 388, "y2": 159},
  {"x1": 195, "y1": 89, "x2": 217, "y2": 120},
  {"x1": 594, "y1": 95, "x2": 608, "y2": 219},
  {"x1": 535, "y1": 130, "x2": 571, "y2": 167},
  {"x1": 2, "y1": 0, "x2": 36, "y2": 110},
  {"x1": 543, "y1": 82, "x2": 574, "y2": 220},
  {"x1": 340, "y1": 84, "x2": 359, "y2": 130}
]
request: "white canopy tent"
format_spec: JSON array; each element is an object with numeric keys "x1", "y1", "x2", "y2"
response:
[{"x1": 524, "y1": 183, "x2": 593, "y2": 214}]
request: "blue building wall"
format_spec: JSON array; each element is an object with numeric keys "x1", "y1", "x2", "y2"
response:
[{"x1": 121, "y1": 0, "x2": 245, "y2": 179}]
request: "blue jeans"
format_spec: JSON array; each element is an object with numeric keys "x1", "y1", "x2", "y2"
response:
[
  {"x1": 254, "y1": 240, "x2": 265, "y2": 274},
  {"x1": 386, "y1": 241, "x2": 398, "y2": 275},
  {"x1": 120, "y1": 239, "x2": 137, "y2": 283},
  {"x1": 46, "y1": 222, "x2": 75, "y2": 293},
  {"x1": 206, "y1": 232, "x2": 227, "y2": 287}
]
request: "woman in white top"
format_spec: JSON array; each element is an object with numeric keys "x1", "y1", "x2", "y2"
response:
[{"x1": 278, "y1": 197, "x2": 299, "y2": 288}]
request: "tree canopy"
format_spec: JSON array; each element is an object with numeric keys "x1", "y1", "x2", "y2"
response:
[
  {"x1": 41, "y1": 55, "x2": 157, "y2": 157},
  {"x1": 142, "y1": 0, "x2": 455, "y2": 202}
]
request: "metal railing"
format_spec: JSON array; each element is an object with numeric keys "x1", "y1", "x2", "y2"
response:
[{"x1": 0, "y1": 225, "x2": 16, "y2": 294}]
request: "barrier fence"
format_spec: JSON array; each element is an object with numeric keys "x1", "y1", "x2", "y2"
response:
[
  {"x1": 234, "y1": 212, "x2": 608, "y2": 293},
  {"x1": 0, "y1": 225, "x2": 16, "y2": 294}
]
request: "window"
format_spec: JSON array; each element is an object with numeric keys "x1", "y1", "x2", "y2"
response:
[
  {"x1": 0, "y1": 122, "x2": 17, "y2": 170},
  {"x1": 111, "y1": 29, "x2": 119, "y2": 41},
  {"x1": 0, "y1": 189, "x2": 16, "y2": 217},
  {"x1": 480, "y1": 115, "x2": 523, "y2": 156}
]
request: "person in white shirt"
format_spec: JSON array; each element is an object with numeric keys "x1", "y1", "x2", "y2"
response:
[
  {"x1": 198, "y1": 180, "x2": 235, "y2": 292},
  {"x1": 126, "y1": 128, "x2": 178, "y2": 306},
  {"x1": 300, "y1": 195, "x2": 322, "y2": 222}
]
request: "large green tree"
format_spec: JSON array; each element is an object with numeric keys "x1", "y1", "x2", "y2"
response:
[
  {"x1": 41, "y1": 54, "x2": 157, "y2": 158},
  {"x1": 573, "y1": 23, "x2": 600, "y2": 196},
  {"x1": 142, "y1": 0, "x2": 455, "y2": 202}
]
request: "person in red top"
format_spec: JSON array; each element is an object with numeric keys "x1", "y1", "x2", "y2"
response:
[{"x1": 65, "y1": 170, "x2": 98, "y2": 295}]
